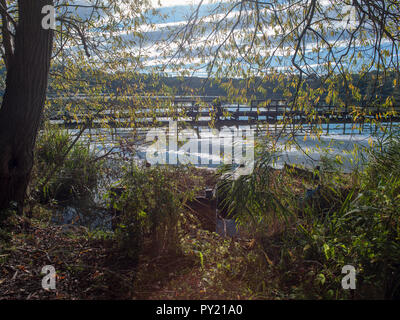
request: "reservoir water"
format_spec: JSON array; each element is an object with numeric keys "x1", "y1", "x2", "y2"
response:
[{"x1": 60, "y1": 120, "x2": 399, "y2": 173}]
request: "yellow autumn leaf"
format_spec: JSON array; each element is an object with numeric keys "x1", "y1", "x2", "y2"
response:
[{"x1": 368, "y1": 137, "x2": 374, "y2": 148}]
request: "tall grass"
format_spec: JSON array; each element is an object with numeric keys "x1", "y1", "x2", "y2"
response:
[{"x1": 32, "y1": 124, "x2": 103, "y2": 204}]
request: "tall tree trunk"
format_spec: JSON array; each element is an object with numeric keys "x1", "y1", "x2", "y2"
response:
[{"x1": 0, "y1": 0, "x2": 54, "y2": 213}]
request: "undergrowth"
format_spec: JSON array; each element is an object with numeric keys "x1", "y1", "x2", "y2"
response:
[{"x1": 220, "y1": 135, "x2": 400, "y2": 299}]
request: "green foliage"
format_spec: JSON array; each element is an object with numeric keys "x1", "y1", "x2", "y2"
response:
[
  {"x1": 217, "y1": 144, "x2": 290, "y2": 231},
  {"x1": 107, "y1": 165, "x2": 198, "y2": 260},
  {"x1": 346, "y1": 135, "x2": 400, "y2": 298},
  {"x1": 221, "y1": 136, "x2": 400, "y2": 299},
  {"x1": 291, "y1": 136, "x2": 400, "y2": 299},
  {"x1": 33, "y1": 124, "x2": 103, "y2": 203}
]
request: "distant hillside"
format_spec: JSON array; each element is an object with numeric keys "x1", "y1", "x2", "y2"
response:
[
  {"x1": 97, "y1": 72, "x2": 400, "y2": 105},
  {"x1": 0, "y1": 64, "x2": 397, "y2": 105}
]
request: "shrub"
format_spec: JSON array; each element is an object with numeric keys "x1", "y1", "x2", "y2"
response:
[
  {"x1": 33, "y1": 124, "x2": 103, "y2": 204},
  {"x1": 221, "y1": 136, "x2": 400, "y2": 299},
  {"x1": 294, "y1": 134, "x2": 400, "y2": 299},
  {"x1": 108, "y1": 164, "x2": 198, "y2": 261},
  {"x1": 218, "y1": 146, "x2": 279, "y2": 221}
]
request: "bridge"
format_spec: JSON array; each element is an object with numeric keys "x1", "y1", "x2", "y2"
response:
[{"x1": 47, "y1": 96, "x2": 400, "y2": 133}]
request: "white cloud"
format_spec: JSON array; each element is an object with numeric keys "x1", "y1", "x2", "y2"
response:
[{"x1": 150, "y1": 0, "x2": 214, "y2": 8}]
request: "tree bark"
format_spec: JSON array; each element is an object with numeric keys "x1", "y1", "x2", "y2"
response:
[{"x1": 0, "y1": 0, "x2": 54, "y2": 213}]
